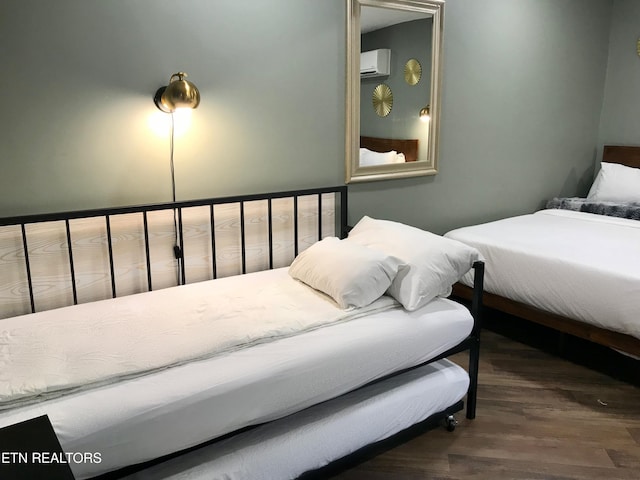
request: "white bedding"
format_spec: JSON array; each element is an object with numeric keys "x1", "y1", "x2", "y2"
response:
[
  {"x1": 122, "y1": 359, "x2": 469, "y2": 480},
  {"x1": 359, "y1": 148, "x2": 406, "y2": 166},
  {"x1": 446, "y1": 209, "x2": 640, "y2": 339},
  {"x1": 0, "y1": 296, "x2": 472, "y2": 479},
  {"x1": 0, "y1": 268, "x2": 396, "y2": 410}
]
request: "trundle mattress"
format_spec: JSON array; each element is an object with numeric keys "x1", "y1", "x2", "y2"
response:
[{"x1": 123, "y1": 359, "x2": 469, "y2": 480}]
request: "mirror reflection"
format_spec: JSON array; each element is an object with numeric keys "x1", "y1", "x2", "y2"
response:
[
  {"x1": 360, "y1": 6, "x2": 432, "y2": 163},
  {"x1": 346, "y1": 0, "x2": 445, "y2": 183}
]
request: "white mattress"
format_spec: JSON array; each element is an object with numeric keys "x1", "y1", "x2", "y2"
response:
[
  {"x1": 446, "y1": 209, "x2": 640, "y2": 340},
  {"x1": 0, "y1": 296, "x2": 472, "y2": 479},
  {"x1": 0, "y1": 267, "x2": 396, "y2": 410},
  {"x1": 123, "y1": 359, "x2": 468, "y2": 480}
]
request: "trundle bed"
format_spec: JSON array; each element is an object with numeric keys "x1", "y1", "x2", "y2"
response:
[
  {"x1": 0, "y1": 185, "x2": 484, "y2": 479},
  {"x1": 447, "y1": 145, "x2": 640, "y2": 359}
]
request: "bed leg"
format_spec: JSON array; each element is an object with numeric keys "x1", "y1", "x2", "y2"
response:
[
  {"x1": 466, "y1": 261, "x2": 484, "y2": 420},
  {"x1": 467, "y1": 338, "x2": 480, "y2": 419}
]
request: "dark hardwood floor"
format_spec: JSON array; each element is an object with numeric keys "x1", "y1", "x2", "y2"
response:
[{"x1": 332, "y1": 330, "x2": 640, "y2": 479}]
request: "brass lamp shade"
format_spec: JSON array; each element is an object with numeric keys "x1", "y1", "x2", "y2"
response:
[
  {"x1": 419, "y1": 105, "x2": 430, "y2": 122},
  {"x1": 154, "y1": 72, "x2": 200, "y2": 112}
]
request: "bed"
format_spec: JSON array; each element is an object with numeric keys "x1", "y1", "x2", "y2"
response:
[
  {"x1": 0, "y1": 186, "x2": 484, "y2": 479},
  {"x1": 446, "y1": 145, "x2": 640, "y2": 359}
]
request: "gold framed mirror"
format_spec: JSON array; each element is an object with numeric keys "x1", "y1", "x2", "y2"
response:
[{"x1": 346, "y1": 0, "x2": 445, "y2": 183}]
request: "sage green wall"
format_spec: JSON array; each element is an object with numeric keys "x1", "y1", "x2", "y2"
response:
[
  {"x1": 0, "y1": 0, "x2": 345, "y2": 216},
  {"x1": 1, "y1": 0, "x2": 615, "y2": 236},
  {"x1": 597, "y1": 0, "x2": 640, "y2": 158},
  {"x1": 350, "y1": 0, "x2": 613, "y2": 233}
]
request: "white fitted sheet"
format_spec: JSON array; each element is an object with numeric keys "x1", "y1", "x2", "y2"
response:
[
  {"x1": 122, "y1": 359, "x2": 469, "y2": 480},
  {"x1": 0, "y1": 297, "x2": 472, "y2": 479},
  {"x1": 446, "y1": 209, "x2": 640, "y2": 339}
]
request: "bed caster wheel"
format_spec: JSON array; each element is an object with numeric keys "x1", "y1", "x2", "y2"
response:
[{"x1": 445, "y1": 415, "x2": 458, "y2": 432}]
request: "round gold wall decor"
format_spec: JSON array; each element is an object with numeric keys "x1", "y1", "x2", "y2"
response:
[
  {"x1": 372, "y1": 84, "x2": 393, "y2": 117},
  {"x1": 404, "y1": 59, "x2": 422, "y2": 85}
]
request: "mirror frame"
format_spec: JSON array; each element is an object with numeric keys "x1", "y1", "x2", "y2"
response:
[{"x1": 346, "y1": 0, "x2": 445, "y2": 183}]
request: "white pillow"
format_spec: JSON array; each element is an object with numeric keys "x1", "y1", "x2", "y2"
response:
[
  {"x1": 346, "y1": 216, "x2": 480, "y2": 311},
  {"x1": 587, "y1": 162, "x2": 640, "y2": 203},
  {"x1": 288, "y1": 237, "x2": 405, "y2": 309},
  {"x1": 359, "y1": 148, "x2": 399, "y2": 167}
]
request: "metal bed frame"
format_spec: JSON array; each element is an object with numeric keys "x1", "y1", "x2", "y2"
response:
[
  {"x1": 0, "y1": 185, "x2": 484, "y2": 478},
  {"x1": 1, "y1": 186, "x2": 348, "y2": 314}
]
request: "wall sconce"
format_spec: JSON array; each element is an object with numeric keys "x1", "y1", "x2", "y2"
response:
[
  {"x1": 153, "y1": 72, "x2": 200, "y2": 286},
  {"x1": 419, "y1": 105, "x2": 430, "y2": 122},
  {"x1": 154, "y1": 72, "x2": 200, "y2": 113}
]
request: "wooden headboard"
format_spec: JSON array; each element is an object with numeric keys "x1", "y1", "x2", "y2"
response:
[
  {"x1": 360, "y1": 136, "x2": 419, "y2": 162},
  {"x1": 602, "y1": 145, "x2": 640, "y2": 168},
  {"x1": 0, "y1": 186, "x2": 347, "y2": 319}
]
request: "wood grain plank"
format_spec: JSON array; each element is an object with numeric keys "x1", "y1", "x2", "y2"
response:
[
  {"x1": 606, "y1": 448, "x2": 640, "y2": 469},
  {"x1": 447, "y1": 453, "x2": 640, "y2": 480},
  {"x1": 452, "y1": 283, "x2": 640, "y2": 357},
  {"x1": 332, "y1": 331, "x2": 640, "y2": 480},
  {"x1": 602, "y1": 145, "x2": 640, "y2": 168}
]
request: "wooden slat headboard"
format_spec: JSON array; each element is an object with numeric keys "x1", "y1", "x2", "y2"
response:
[
  {"x1": 360, "y1": 136, "x2": 419, "y2": 162},
  {"x1": 602, "y1": 145, "x2": 640, "y2": 168},
  {"x1": 0, "y1": 186, "x2": 348, "y2": 319}
]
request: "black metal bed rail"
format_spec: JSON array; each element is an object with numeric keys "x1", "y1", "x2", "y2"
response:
[
  {"x1": 458, "y1": 260, "x2": 483, "y2": 419},
  {"x1": 359, "y1": 260, "x2": 484, "y2": 421},
  {"x1": 0, "y1": 186, "x2": 348, "y2": 227},
  {"x1": 0, "y1": 185, "x2": 348, "y2": 317}
]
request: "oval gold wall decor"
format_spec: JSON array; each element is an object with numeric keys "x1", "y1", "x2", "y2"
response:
[
  {"x1": 372, "y1": 84, "x2": 393, "y2": 117},
  {"x1": 404, "y1": 58, "x2": 422, "y2": 85}
]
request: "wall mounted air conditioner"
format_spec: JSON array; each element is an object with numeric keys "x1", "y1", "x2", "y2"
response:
[{"x1": 360, "y1": 49, "x2": 391, "y2": 78}]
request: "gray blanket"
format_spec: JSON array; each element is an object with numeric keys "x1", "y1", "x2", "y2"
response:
[{"x1": 546, "y1": 197, "x2": 640, "y2": 220}]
